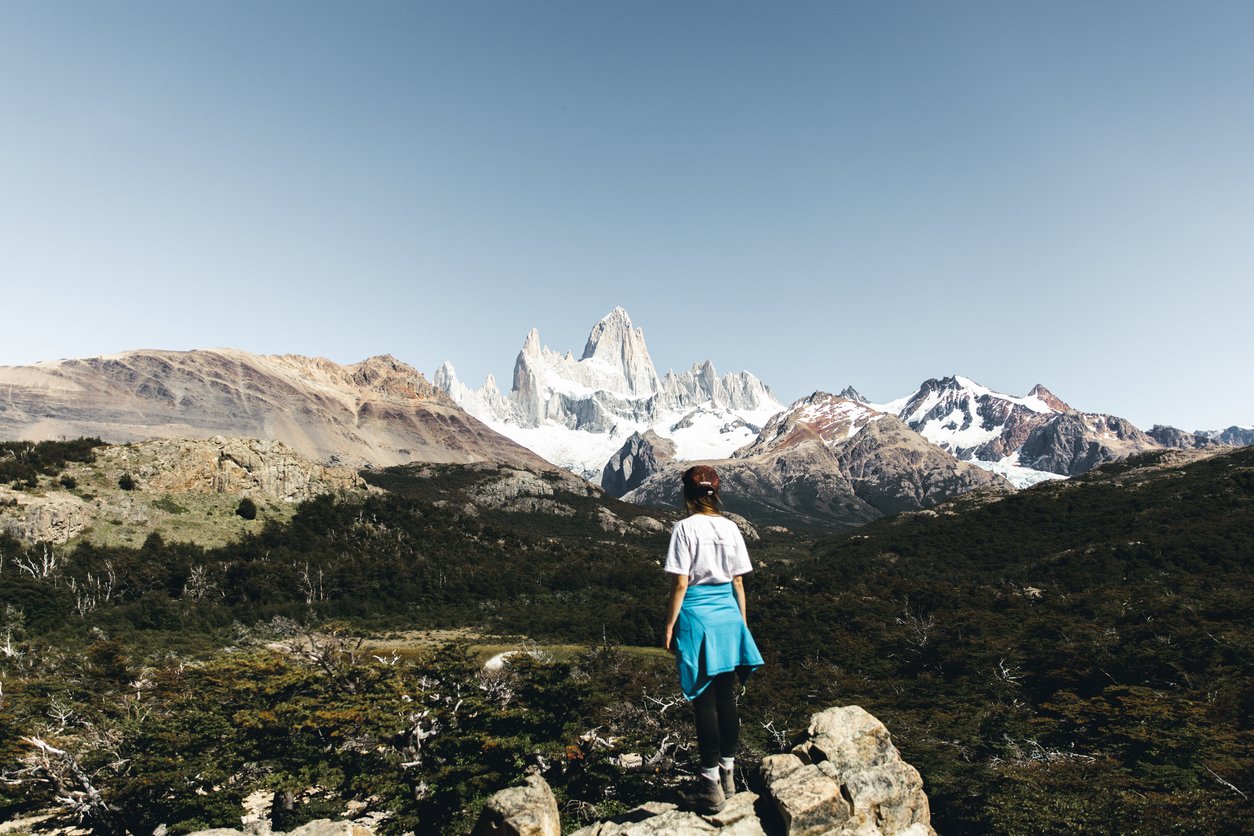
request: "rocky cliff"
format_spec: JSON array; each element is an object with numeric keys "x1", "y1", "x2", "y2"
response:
[
  {"x1": 1018, "y1": 412, "x2": 1162, "y2": 476},
  {"x1": 601, "y1": 431, "x2": 677, "y2": 497},
  {"x1": 0, "y1": 350, "x2": 553, "y2": 471}
]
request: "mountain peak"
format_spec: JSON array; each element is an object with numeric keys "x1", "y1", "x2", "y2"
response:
[
  {"x1": 1027, "y1": 384, "x2": 1071, "y2": 412},
  {"x1": 579, "y1": 308, "x2": 659, "y2": 395},
  {"x1": 581, "y1": 307, "x2": 637, "y2": 358},
  {"x1": 838, "y1": 386, "x2": 867, "y2": 403},
  {"x1": 522, "y1": 328, "x2": 542, "y2": 356}
]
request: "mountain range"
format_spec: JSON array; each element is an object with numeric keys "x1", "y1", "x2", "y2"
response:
[
  {"x1": 434, "y1": 307, "x2": 783, "y2": 480},
  {"x1": 1, "y1": 308, "x2": 1248, "y2": 529}
]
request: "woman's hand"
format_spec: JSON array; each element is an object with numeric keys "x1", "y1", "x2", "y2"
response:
[{"x1": 664, "y1": 625, "x2": 675, "y2": 654}]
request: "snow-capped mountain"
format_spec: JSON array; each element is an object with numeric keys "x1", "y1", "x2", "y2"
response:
[
  {"x1": 860, "y1": 375, "x2": 1069, "y2": 487},
  {"x1": 435, "y1": 308, "x2": 784, "y2": 480},
  {"x1": 876, "y1": 375, "x2": 1066, "y2": 458},
  {"x1": 735, "y1": 391, "x2": 888, "y2": 458},
  {"x1": 621, "y1": 390, "x2": 1009, "y2": 527},
  {"x1": 841, "y1": 375, "x2": 1199, "y2": 486}
]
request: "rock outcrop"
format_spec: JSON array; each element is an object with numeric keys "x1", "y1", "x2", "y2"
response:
[
  {"x1": 473, "y1": 705, "x2": 932, "y2": 836},
  {"x1": 0, "y1": 350, "x2": 553, "y2": 471},
  {"x1": 95, "y1": 437, "x2": 366, "y2": 501},
  {"x1": 470, "y1": 772, "x2": 561, "y2": 836},
  {"x1": 762, "y1": 706, "x2": 933, "y2": 836},
  {"x1": 186, "y1": 821, "x2": 373, "y2": 836},
  {"x1": 602, "y1": 431, "x2": 676, "y2": 497},
  {"x1": 1146, "y1": 424, "x2": 1219, "y2": 450},
  {"x1": 0, "y1": 437, "x2": 369, "y2": 545},
  {"x1": 1018, "y1": 412, "x2": 1161, "y2": 476}
]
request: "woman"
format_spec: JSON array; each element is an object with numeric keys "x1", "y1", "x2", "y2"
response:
[{"x1": 662, "y1": 464, "x2": 764, "y2": 814}]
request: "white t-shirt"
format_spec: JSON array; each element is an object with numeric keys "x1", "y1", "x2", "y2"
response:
[{"x1": 664, "y1": 513, "x2": 753, "y2": 585}]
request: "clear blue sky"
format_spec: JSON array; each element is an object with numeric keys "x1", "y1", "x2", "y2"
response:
[{"x1": 2, "y1": 1, "x2": 1251, "y2": 430}]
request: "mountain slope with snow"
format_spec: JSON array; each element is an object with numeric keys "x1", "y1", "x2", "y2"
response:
[
  {"x1": 622, "y1": 391, "x2": 1009, "y2": 527},
  {"x1": 436, "y1": 308, "x2": 784, "y2": 480}
]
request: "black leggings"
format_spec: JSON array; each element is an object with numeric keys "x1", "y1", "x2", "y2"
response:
[{"x1": 692, "y1": 671, "x2": 739, "y2": 770}]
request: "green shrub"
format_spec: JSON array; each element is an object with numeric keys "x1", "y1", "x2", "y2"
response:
[
  {"x1": 118, "y1": 473, "x2": 136, "y2": 491},
  {"x1": 235, "y1": 497, "x2": 258, "y2": 520}
]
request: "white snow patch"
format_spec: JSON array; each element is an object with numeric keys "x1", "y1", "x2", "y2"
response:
[
  {"x1": 664, "y1": 407, "x2": 762, "y2": 461},
  {"x1": 969, "y1": 457, "x2": 1067, "y2": 489},
  {"x1": 916, "y1": 406, "x2": 1005, "y2": 451}
]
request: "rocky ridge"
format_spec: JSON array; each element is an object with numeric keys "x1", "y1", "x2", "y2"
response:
[
  {"x1": 1149, "y1": 423, "x2": 1254, "y2": 450},
  {"x1": 0, "y1": 349, "x2": 552, "y2": 471},
  {"x1": 1016, "y1": 411, "x2": 1161, "y2": 476}
]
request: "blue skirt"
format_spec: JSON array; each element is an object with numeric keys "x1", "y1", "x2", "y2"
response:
[{"x1": 675, "y1": 583, "x2": 764, "y2": 701}]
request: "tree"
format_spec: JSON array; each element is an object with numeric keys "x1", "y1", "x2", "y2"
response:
[{"x1": 236, "y1": 497, "x2": 258, "y2": 521}]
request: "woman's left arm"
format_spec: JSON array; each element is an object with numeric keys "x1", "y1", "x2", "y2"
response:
[
  {"x1": 732, "y1": 575, "x2": 747, "y2": 622},
  {"x1": 663, "y1": 573, "x2": 689, "y2": 653}
]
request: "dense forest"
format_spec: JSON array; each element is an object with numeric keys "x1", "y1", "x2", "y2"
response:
[{"x1": 0, "y1": 443, "x2": 1250, "y2": 833}]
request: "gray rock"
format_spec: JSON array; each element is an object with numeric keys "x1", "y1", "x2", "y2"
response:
[
  {"x1": 1019, "y1": 412, "x2": 1161, "y2": 476},
  {"x1": 602, "y1": 432, "x2": 676, "y2": 498},
  {"x1": 572, "y1": 808, "x2": 718, "y2": 835},
  {"x1": 707, "y1": 791, "x2": 763, "y2": 829},
  {"x1": 286, "y1": 821, "x2": 374, "y2": 836},
  {"x1": 470, "y1": 772, "x2": 561, "y2": 836},
  {"x1": 762, "y1": 705, "x2": 935, "y2": 836},
  {"x1": 1147, "y1": 424, "x2": 1217, "y2": 450},
  {"x1": 629, "y1": 515, "x2": 665, "y2": 533},
  {"x1": 761, "y1": 754, "x2": 851, "y2": 835}
]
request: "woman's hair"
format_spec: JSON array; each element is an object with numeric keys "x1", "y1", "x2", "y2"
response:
[
  {"x1": 682, "y1": 465, "x2": 721, "y2": 515},
  {"x1": 684, "y1": 493, "x2": 721, "y2": 515}
]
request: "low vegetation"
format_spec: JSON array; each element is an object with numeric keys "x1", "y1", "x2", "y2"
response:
[
  {"x1": 0, "y1": 438, "x2": 100, "y2": 490},
  {"x1": 0, "y1": 441, "x2": 1250, "y2": 833}
]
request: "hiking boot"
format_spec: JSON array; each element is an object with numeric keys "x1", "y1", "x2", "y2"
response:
[
  {"x1": 682, "y1": 775, "x2": 726, "y2": 814},
  {"x1": 720, "y1": 765, "x2": 736, "y2": 796}
]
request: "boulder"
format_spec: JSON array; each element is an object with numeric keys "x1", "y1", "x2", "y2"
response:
[
  {"x1": 286, "y1": 822, "x2": 374, "y2": 836},
  {"x1": 470, "y1": 772, "x2": 561, "y2": 836},
  {"x1": 759, "y1": 755, "x2": 851, "y2": 835},
  {"x1": 763, "y1": 705, "x2": 935, "y2": 836}
]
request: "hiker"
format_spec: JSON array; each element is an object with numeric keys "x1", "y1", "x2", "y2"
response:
[{"x1": 662, "y1": 464, "x2": 765, "y2": 814}]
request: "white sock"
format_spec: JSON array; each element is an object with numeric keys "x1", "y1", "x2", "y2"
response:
[
  {"x1": 720, "y1": 757, "x2": 735, "y2": 772},
  {"x1": 701, "y1": 766, "x2": 720, "y2": 782}
]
